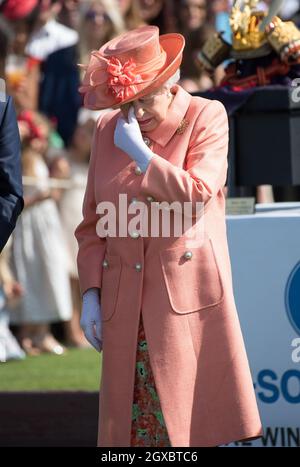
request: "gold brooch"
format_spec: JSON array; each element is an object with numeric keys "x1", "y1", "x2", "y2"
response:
[{"x1": 176, "y1": 118, "x2": 190, "y2": 135}]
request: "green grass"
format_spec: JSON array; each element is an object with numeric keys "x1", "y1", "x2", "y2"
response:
[{"x1": 0, "y1": 348, "x2": 102, "y2": 391}]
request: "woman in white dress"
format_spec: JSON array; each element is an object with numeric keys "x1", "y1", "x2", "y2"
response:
[{"x1": 9, "y1": 144, "x2": 73, "y2": 355}]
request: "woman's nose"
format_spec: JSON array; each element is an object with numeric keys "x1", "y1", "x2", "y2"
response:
[{"x1": 134, "y1": 104, "x2": 145, "y2": 119}]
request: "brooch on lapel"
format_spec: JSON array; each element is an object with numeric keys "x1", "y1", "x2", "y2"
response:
[{"x1": 176, "y1": 118, "x2": 190, "y2": 135}]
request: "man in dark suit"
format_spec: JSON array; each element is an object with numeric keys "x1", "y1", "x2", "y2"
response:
[{"x1": 0, "y1": 94, "x2": 24, "y2": 252}]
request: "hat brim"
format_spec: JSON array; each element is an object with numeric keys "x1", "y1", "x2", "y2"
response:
[{"x1": 108, "y1": 33, "x2": 185, "y2": 110}]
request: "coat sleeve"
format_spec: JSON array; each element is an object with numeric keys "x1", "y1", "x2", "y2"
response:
[
  {"x1": 138, "y1": 100, "x2": 229, "y2": 215},
  {"x1": 0, "y1": 96, "x2": 24, "y2": 253},
  {"x1": 74, "y1": 116, "x2": 107, "y2": 297}
]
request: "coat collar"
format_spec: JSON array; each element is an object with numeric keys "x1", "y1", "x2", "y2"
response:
[{"x1": 142, "y1": 84, "x2": 192, "y2": 148}]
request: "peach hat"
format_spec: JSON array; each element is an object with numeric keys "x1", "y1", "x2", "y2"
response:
[{"x1": 78, "y1": 25, "x2": 185, "y2": 111}]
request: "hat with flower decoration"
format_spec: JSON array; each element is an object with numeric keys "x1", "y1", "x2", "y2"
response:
[{"x1": 78, "y1": 25, "x2": 185, "y2": 111}]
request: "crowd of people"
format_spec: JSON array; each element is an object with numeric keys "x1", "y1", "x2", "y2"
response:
[{"x1": 0, "y1": 0, "x2": 299, "y2": 361}]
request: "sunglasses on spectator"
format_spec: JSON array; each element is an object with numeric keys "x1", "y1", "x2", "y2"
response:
[{"x1": 85, "y1": 10, "x2": 110, "y2": 22}]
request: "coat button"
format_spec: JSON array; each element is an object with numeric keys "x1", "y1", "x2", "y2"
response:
[
  {"x1": 134, "y1": 166, "x2": 142, "y2": 175},
  {"x1": 130, "y1": 231, "x2": 140, "y2": 239},
  {"x1": 102, "y1": 259, "x2": 109, "y2": 268},
  {"x1": 183, "y1": 251, "x2": 193, "y2": 260},
  {"x1": 130, "y1": 197, "x2": 138, "y2": 204},
  {"x1": 135, "y1": 262, "x2": 142, "y2": 271}
]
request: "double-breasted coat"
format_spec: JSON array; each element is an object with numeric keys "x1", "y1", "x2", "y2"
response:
[{"x1": 74, "y1": 84, "x2": 263, "y2": 447}]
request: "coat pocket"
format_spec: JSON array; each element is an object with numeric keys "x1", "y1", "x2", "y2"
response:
[
  {"x1": 100, "y1": 253, "x2": 122, "y2": 321},
  {"x1": 159, "y1": 238, "x2": 225, "y2": 314}
]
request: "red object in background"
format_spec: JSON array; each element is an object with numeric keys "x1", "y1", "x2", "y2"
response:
[
  {"x1": 1, "y1": 0, "x2": 39, "y2": 20},
  {"x1": 17, "y1": 110, "x2": 45, "y2": 141},
  {"x1": 218, "y1": 57, "x2": 291, "y2": 91},
  {"x1": 27, "y1": 56, "x2": 42, "y2": 71}
]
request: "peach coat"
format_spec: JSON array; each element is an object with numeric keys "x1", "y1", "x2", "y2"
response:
[{"x1": 74, "y1": 84, "x2": 263, "y2": 447}]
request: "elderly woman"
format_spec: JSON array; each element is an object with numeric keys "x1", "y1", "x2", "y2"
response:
[{"x1": 74, "y1": 25, "x2": 263, "y2": 447}]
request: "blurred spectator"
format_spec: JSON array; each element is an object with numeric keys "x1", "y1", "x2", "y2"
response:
[
  {"x1": 58, "y1": 0, "x2": 82, "y2": 29},
  {"x1": 58, "y1": 108, "x2": 104, "y2": 347},
  {"x1": 0, "y1": 15, "x2": 14, "y2": 77},
  {"x1": 1, "y1": 0, "x2": 41, "y2": 112},
  {"x1": 176, "y1": 0, "x2": 217, "y2": 91},
  {"x1": 138, "y1": 0, "x2": 176, "y2": 33},
  {"x1": 79, "y1": 0, "x2": 125, "y2": 70},
  {"x1": 177, "y1": 0, "x2": 213, "y2": 34},
  {"x1": 117, "y1": 0, "x2": 144, "y2": 30},
  {"x1": 179, "y1": 25, "x2": 216, "y2": 91},
  {"x1": 8, "y1": 109, "x2": 73, "y2": 355},
  {"x1": 25, "y1": 0, "x2": 81, "y2": 147}
]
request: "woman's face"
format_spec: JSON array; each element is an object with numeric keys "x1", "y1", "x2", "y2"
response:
[
  {"x1": 138, "y1": 0, "x2": 163, "y2": 22},
  {"x1": 131, "y1": 86, "x2": 173, "y2": 132},
  {"x1": 84, "y1": 0, "x2": 112, "y2": 43},
  {"x1": 59, "y1": 0, "x2": 82, "y2": 29},
  {"x1": 11, "y1": 20, "x2": 30, "y2": 55},
  {"x1": 180, "y1": 0, "x2": 207, "y2": 31}
]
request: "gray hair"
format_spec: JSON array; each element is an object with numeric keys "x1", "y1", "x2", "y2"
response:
[
  {"x1": 163, "y1": 68, "x2": 181, "y2": 90},
  {"x1": 147, "y1": 69, "x2": 180, "y2": 97}
]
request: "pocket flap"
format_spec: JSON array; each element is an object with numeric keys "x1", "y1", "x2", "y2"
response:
[{"x1": 159, "y1": 239, "x2": 224, "y2": 314}]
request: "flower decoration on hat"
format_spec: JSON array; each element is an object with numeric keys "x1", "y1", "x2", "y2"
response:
[
  {"x1": 106, "y1": 57, "x2": 143, "y2": 102},
  {"x1": 79, "y1": 52, "x2": 143, "y2": 108}
]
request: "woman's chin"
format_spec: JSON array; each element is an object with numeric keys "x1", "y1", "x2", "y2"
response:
[{"x1": 140, "y1": 121, "x2": 158, "y2": 133}]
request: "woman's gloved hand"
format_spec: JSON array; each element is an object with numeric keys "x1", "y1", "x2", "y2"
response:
[
  {"x1": 114, "y1": 106, "x2": 153, "y2": 172},
  {"x1": 80, "y1": 287, "x2": 103, "y2": 352}
]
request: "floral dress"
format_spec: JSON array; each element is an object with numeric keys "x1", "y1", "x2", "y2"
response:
[{"x1": 130, "y1": 313, "x2": 171, "y2": 447}]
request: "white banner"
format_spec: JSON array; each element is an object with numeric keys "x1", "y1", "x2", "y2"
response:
[{"x1": 224, "y1": 208, "x2": 300, "y2": 447}]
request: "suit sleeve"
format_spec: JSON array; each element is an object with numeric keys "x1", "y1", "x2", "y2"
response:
[
  {"x1": 138, "y1": 100, "x2": 229, "y2": 216},
  {"x1": 0, "y1": 96, "x2": 24, "y2": 253},
  {"x1": 74, "y1": 116, "x2": 107, "y2": 297}
]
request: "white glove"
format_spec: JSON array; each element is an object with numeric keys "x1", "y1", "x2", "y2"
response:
[
  {"x1": 114, "y1": 106, "x2": 153, "y2": 172},
  {"x1": 80, "y1": 287, "x2": 102, "y2": 352}
]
